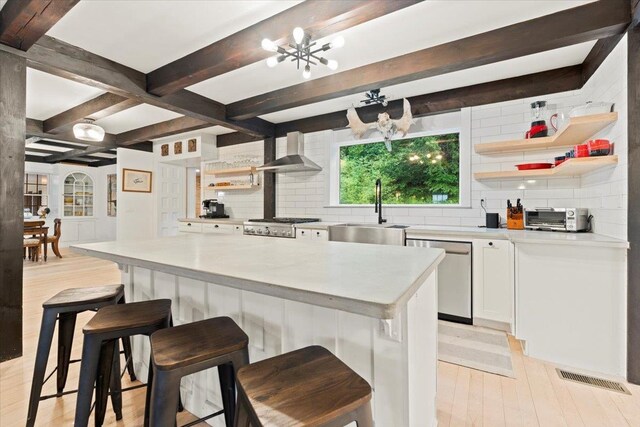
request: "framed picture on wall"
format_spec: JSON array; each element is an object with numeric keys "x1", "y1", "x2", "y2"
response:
[
  {"x1": 174, "y1": 141, "x2": 183, "y2": 155},
  {"x1": 188, "y1": 138, "x2": 197, "y2": 152},
  {"x1": 122, "y1": 168, "x2": 152, "y2": 193}
]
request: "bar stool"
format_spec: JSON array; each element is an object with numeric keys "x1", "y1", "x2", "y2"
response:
[
  {"x1": 149, "y1": 316, "x2": 249, "y2": 427},
  {"x1": 234, "y1": 346, "x2": 373, "y2": 427},
  {"x1": 26, "y1": 284, "x2": 135, "y2": 427},
  {"x1": 74, "y1": 299, "x2": 173, "y2": 427}
]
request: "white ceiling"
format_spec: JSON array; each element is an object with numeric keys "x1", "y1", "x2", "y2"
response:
[
  {"x1": 22, "y1": 0, "x2": 600, "y2": 139},
  {"x1": 26, "y1": 69, "x2": 104, "y2": 120},
  {"x1": 47, "y1": 0, "x2": 302, "y2": 73},
  {"x1": 188, "y1": 0, "x2": 594, "y2": 104},
  {"x1": 261, "y1": 41, "x2": 596, "y2": 123},
  {"x1": 152, "y1": 126, "x2": 235, "y2": 143},
  {"x1": 94, "y1": 104, "x2": 182, "y2": 134}
]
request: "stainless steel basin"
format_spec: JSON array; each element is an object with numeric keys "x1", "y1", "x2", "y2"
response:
[{"x1": 328, "y1": 223, "x2": 407, "y2": 246}]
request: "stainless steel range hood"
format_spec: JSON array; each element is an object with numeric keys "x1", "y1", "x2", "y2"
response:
[{"x1": 257, "y1": 132, "x2": 322, "y2": 173}]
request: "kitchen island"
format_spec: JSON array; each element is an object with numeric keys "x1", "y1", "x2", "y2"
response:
[{"x1": 73, "y1": 234, "x2": 445, "y2": 427}]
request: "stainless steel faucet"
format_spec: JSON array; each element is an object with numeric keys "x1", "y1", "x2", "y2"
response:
[{"x1": 375, "y1": 178, "x2": 386, "y2": 225}]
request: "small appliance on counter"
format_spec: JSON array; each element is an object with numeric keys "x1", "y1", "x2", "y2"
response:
[
  {"x1": 200, "y1": 199, "x2": 229, "y2": 219},
  {"x1": 526, "y1": 100, "x2": 549, "y2": 139},
  {"x1": 506, "y1": 199, "x2": 524, "y2": 230},
  {"x1": 524, "y1": 208, "x2": 590, "y2": 232}
]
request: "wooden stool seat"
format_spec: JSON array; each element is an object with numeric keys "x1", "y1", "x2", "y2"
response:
[
  {"x1": 24, "y1": 238, "x2": 41, "y2": 245},
  {"x1": 151, "y1": 316, "x2": 248, "y2": 371},
  {"x1": 236, "y1": 346, "x2": 372, "y2": 427},
  {"x1": 43, "y1": 284, "x2": 124, "y2": 308},
  {"x1": 83, "y1": 299, "x2": 172, "y2": 334}
]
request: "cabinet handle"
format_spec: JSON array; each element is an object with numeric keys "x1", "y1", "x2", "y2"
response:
[
  {"x1": 301, "y1": 231, "x2": 305, "y2": 234},
  {"x1": 316, "y1": 232, "x2": 320, "y2": 236},
  {"x1": 214, "y1": 224, "x2": 219, "y2": 228},
  {"x1": 488, "y1": 242, "x2": 493, "y2": 246},
  {"x1": 187, "y1": 223, "x2": 191, "y2": 226}
]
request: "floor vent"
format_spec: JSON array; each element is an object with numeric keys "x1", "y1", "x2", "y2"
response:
[{"x1": 556, "y1": 369, "x2": 631, "y2": 394}]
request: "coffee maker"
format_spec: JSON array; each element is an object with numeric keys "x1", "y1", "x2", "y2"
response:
[{"x1": 200, "y1": 199, "x2": 228, "y2": 218}]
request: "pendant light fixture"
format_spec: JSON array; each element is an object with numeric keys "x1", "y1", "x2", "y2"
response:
[
  {"x1": 73, "y1": 118, "x2": 105, "y2": 142},
  {"x1": 262, "y1": 27, "x2": 344, "y2": 79}
]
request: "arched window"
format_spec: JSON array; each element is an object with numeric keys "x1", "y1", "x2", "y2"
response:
[{"x1": 63, "y1": 172, "x2": 94, "y2": 217}]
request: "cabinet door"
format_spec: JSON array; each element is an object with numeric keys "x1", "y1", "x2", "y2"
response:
[
  {"x1": 472, "y1": 239, "x2": 513, "y2": 330},
  {"x1": 311, "y1": 229, "x2": 328, "y2": 241},
  {"x1": 296, "y1": 228, "x2": 312, "y2": 239},
  {"x1": 178, "y1": 222, "x2": 202, "y2": 233},
  {"x1": 202, "y1": 223, "x2": 233, "y2": 234}
]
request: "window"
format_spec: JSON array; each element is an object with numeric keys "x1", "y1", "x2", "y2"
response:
[
  {"x1": 107, "y1": 174, "x2": 117, "y2": 217},
  {"x1": 339, "y1": 133, "x2": 460, "y2": 205},
  {"x1": 24, "y1": 174, "x2": 48, "y2": 215},
  {"x1": 328, "y1": 110, "x2": 470, "y2": 207},
  {"x1": 63, "y1": 172, "x2": 94, "y2": 217}
]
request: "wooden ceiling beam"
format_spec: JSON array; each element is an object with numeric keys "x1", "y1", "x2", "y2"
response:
[
  {"x1": 0, "y1": 0, "x2": 79, "y2": 50},
  {"x1": 217, "y1": 65, "x2": 583, "y2": 147},
  {"x1": 1, "y1": 36, "x2": 274, "y2": 137},
  {"x1": 43, "y1": 93, "x2": 141, "y2": 133},
  {"x1": 581, "y1": 34, "x2": 626, "y2": 84},
  {"x1": 26, "y1": 118, "x2": 119, "y2": 147},
  {"x1": 226, "y1": 0, "x2": 630, "y2": 120},
  {"x1": 115, "y1": 116, "x2": 211, "y2": 146},
  {"x1": 146, "y1": 0, "x2": 422, "y2": 96},
  {"x1": 28, "y1": 139, "x2": 86, "y2": 150}
]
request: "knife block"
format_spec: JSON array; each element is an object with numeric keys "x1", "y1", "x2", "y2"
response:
[{"x1": 506, "y1": 210, "x2": 524, "y2": 230}]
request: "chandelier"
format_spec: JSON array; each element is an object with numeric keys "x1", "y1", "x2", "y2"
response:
[
  {"x1": 261, "y1": 27, "x2": 344, "y2": 79},
  {"x1": 73, "y1": 118, "x2": 105, "y2": 142}
]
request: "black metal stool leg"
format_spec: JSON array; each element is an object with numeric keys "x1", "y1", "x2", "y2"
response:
[
  {"x1": 26, "y1": 309, "x2": 57, "y2": 427},
  {"x1": 219, "y1": 362, "x2": 236, "y2": 427},
  {"x1": 118, "y1": 293, "x2": 137, "y2": 381},
  {"x1": 109, "y1": 340, "x2": 123, "y2": 421},
  {"x1": 95, "y1": 340, "x2": 116, "y2": 427},
  {"x1": 75, "y1": 333, "x2": 102, "y2": 427},
  {"x1": 149, "y1": 367, "x2": 182, "y2": 427},
  {"x1": 56, "y1": 311, "x2": 77, "y2": 395},
  {"x1": 121, "y1": 336, "x2": 136, "y2": 381},
  {"x1": 144, "y1": 356, "x2": 154, "y2": 427}
]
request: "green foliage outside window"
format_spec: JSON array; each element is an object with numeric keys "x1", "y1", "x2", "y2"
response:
[{"x1": 339, "y1": 133, "x2": 460, "y2": 205}]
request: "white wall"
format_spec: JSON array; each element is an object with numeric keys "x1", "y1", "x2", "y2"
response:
[
  {"x1": 577, "y1": 36, "x2": 628, "y2": 239},
  {"x1": 24, "y1": 161, "x2": 117, "y2": 247},
  {"x1": 116, "y1": 148, "x2": 156, "y2": 240},
  {"x1": 217, "y1": 37, "x2": 628, "y2": 240}
]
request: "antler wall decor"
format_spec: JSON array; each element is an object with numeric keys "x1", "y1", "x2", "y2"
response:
[{"x1": 346, "y1": 98, "x2": 415, "y2": 151}]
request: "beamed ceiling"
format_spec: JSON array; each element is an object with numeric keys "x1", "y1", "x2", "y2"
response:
[{"x1": 0, "y1": 0, "x2": 632, "y2": 164}]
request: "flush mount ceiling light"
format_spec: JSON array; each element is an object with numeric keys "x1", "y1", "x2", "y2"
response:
[
  {"x1": 262, "y1": 27, "x2": 344, "y2": 79},
  {"x1": 73, "y1": 118, "x2": 105, "y2": 142}
]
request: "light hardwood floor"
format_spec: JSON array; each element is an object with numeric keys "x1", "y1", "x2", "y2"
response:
[{"x1": 1, "y1": 249, "x2": 639, "y2": 426}]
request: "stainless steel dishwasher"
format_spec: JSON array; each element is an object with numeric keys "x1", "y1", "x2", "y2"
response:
[{"x1": 406, "y1": 239, "x2": 472, "y2": 324}]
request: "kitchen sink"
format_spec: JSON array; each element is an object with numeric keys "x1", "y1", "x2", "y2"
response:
[{"x1": 328, "y1": 223, "x2": 407, "y2": 246}]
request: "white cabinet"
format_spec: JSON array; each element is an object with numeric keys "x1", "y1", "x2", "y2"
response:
[
  {"x1": 179, "y1": 222, "x2": 202, "y2": 233},
  {"x1": 472, "y1": 239, "x2": 513, "y2": 331},
  {"x1": 203, "y1": 223, "x2": 234, "y2": 234},
  {"x1": 297, "y1": 228, "x2": 328, "y2": 241}
]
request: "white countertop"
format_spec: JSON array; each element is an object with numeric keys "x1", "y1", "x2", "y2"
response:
[
  {"x1": 178, "y1": 219, "x2": 628, "y2": 248},
  {"x1": 72, "y1": 234, "x2": 445, "y2": 319},
  {"x1": 178, "y1": 217, "x2": 245, "y2": 225}
]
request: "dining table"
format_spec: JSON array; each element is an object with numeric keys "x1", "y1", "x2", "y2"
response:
[{"x1": 24, "y1": 219, "x2": 48, "y2": 262}]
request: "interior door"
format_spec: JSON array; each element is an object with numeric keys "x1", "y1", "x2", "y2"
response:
[{"x1": 157, "y1": 163, "x2": 186, "y2": 237}]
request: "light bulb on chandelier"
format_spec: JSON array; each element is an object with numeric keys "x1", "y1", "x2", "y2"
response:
[{"x1": 302, "y1": 65, "x2": 311, "y2": 79}]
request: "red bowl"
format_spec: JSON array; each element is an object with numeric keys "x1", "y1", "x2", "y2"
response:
[{"x1": 515, "y1": 163, "x2": 554, "y2": 170}]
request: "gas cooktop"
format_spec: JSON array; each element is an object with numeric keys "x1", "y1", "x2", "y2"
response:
[{"x1": 247, "y1": 218, "x2": 320, "y2": 224}]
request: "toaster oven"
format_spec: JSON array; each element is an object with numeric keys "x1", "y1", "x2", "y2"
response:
[{"x1": 524, "y1": 208, "x2": 589, "y2": 232}]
